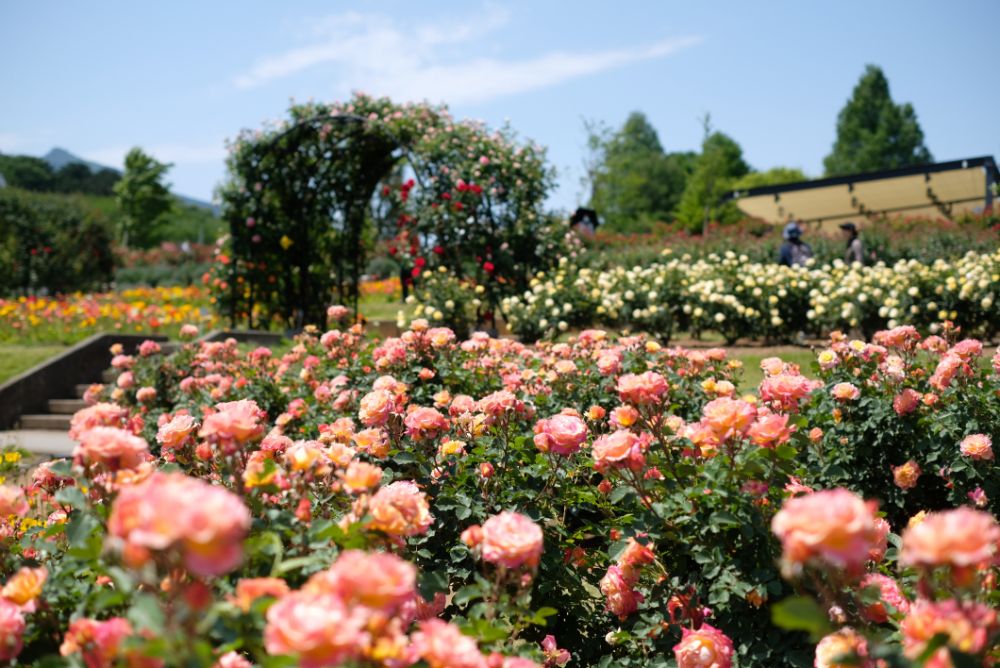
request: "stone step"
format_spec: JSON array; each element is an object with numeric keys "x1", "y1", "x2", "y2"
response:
[
  {"x1": 102, "y1": 369, "x2": 117, "y2": 384},
  {"x1": 47, "y1": 399, "x2": 87, "y2": 415},
  {"x1": 19, "y1": 414, "x2": 72, "y2": 431},
  {"x1": 75, "y1": 384, "x2": 96, "y2": 398}
]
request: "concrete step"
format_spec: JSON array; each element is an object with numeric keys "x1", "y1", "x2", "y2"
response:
[
  {"x1": 47, "y1": 399, "x2": 87, "y2": 414},
  {"x1": 75, "y1": 383, "x2": 97, "y2": 398},
  {"x1": 19, "y1": 414, "x2": 72, "y2": 431},
  {"x1": 102, "y1": 369, "x2": 117, "y2": 384},
  {"x1": 0, "y1": 430, "x2": 75, "y2": 458}
]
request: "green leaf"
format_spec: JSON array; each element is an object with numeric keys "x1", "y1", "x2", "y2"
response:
[
  {"x1": 915, "y1": 633, "x2": 950, "y2": 662},
  {"x1": 273, "y1": 555, "x2": 325, "y2": 576},
  {"x1": 65, "y1": 511, "x2": 101, "y2": 549},
  {"x1": 709, "y1": 511, "x2": 741, "y2": 530},
  {"x1": 453, "y1": 584, "x2": 483, "y2": 607},
  {"x1": 771, "y1": 596, "x2": 831, "y2": 640},
  {"x1": 47, "y1": 459, "x2": 73, "y2": 477},
  {"x1": 128, "y1": 593, "x2": 166, "y2": 634},
  {"x1": 418, "y1": 569, "x2": 449, "y2": 600},
  {"x1": 460, "y1": 618, "x2": 508, "y2": 643},
  {"x1": 529, "y1": 606, "x2": 558, "y2": 626},
  {"x1": 55, "y1": 486, "x2": 88, "y2": 510},
  {"x1": 609, "y1": 485, "x2": 633, "y2": 503}
]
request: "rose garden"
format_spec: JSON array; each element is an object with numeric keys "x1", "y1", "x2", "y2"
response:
[{"x1": 0, "y1": 93, "x2": 998, "y2": 667}]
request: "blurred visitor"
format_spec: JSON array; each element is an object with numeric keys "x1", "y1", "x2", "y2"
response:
[
  {"x1": 778, "y1": 221, "x2": 813, "y2": 266},
  {"x1": 840, "y1": 221, "x2": 865, "y2": 264},
  {"x1": 570, "y1": 207, "x2": 599, "y2": 237}
]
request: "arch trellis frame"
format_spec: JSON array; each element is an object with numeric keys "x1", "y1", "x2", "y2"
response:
[{"x1": 224, "y1": 113, "x2": 424, "y2": 330}]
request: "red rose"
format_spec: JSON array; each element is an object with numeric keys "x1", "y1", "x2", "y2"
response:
[{"x1": 483, "y1": 262, "x2": 495, "y2": 273}]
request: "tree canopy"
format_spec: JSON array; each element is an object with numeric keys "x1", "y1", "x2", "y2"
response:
[
  {"x1": 824, "y1": 65, "x2": 932, "y2": 176},
  {"x1": 733, "y1": 166, "x2": 808, "y2": 190},
  {"x1": 675, "y1": 129, "x2": 750, "y2": 232},
  {"x1": 587, "y1": 112, "x2": 695, "y2": 232},
  {"x1": 113, "y1": 147, "x2": 174, "y2": 248}
]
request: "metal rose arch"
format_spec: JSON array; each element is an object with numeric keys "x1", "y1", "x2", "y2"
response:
[
  {"x1": 211, "y1": 93, "x2": 558, "y2": 333},
  {"x1": 216, "y1": 110, "x2": 417, "y2": 330}
]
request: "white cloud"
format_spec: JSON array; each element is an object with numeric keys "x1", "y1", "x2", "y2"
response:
[
  {"x1": 81, "y1": 142, "x2": 226, "y2": 169},
  {"x1": 233, "y1": 7, "x2": 701, "y2": 104}
]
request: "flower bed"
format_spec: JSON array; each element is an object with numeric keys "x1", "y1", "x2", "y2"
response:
[
  {"x1": 0, "y1": 316, "x2": 997, "y2": 666},
  {"x1": 487, "y1": 249, "x2": 1000, "y2": 343},
  {"x1": 0, "y1": 286, "x2": 219, "y2": 344}
]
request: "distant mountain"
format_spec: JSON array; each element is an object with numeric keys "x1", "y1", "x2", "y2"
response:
[
  {"x1": 39, "y1": 147, "x2": 217, "y2": 213},
  {"x1": 43, "y1": 147, "x2": 113, "y2": 175}
]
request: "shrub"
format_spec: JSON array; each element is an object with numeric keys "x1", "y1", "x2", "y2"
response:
[
  {"x1": 0, "y1": 188, "x2": 115, "y2": 295},
  {"x1": 1, "y1": 319, "x2": 994, "y2": 665}
]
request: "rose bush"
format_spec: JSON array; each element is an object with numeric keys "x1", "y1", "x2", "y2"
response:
[
  {"x1": 0, "y1": 317, "x2": 996, "y2": 665},
  {"x1": 493, "y1": 248, "x2": 1000, "y2": 343}
]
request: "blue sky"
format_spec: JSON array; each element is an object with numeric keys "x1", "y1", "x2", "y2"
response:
[{"x1": 2, "y1": 1, "x2": 998, "y2": 210}]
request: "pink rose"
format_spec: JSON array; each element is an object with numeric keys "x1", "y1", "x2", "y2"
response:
[
  {"x1": 592, "y1": 430, "x2": 646, "y2": 472},
  {"x1": 771, "y1": 488, "x2": 878, "y2": 573},
  {"x1": 0, "y1": 485, "x2": 29, "y2": 517},
  {"x1": 959, "y1": 433, "x2": 993, "y2": 461},
  {"x1": 900, "y1": 507, "x2": 1000, "y2": 569},
  {"x1": 673, "y1": 623, "x2": 734, "y2": 668},
  {"x1": 533, "y1": 414, "x2": 587, "y2": 456},
  {"x1": 479, "y1": 511, "x2": 543, "y2": 569},
  {"x1": 403, "y1": 407, "x2": 449, "y2": 441},
  {"x1": 859, "y1": 574, "x2": 909, "y2": 623},
  {"x1": 74, "y1": 426, "x2": 149, "y2": 472},
  {"x1": 0, "y1": 599, "x2": 25, "y2": 661}
]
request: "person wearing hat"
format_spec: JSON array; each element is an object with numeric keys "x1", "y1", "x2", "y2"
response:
[
  {"x1": 778, "y1": 221, "x2": 814, "y2": 267},
  {"x1": 840, "y1": 222, "x2": 864, "y2": 264}
]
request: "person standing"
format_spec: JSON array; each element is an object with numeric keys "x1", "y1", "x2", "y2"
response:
[
  {"x1": 778, "y1": 221, "x2": 813, "y2": 267},
  {"x1": 840, "y1": 222, "x2": 864, "y2": 264}
]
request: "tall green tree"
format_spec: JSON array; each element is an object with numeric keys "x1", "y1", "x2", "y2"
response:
[
  {"x1": 675, "y1": 123, "x2": 750, "y2": 232},
  {"x1": 824, "y1": 65, "x2": 932, "y2": 176},
  {"x1": 587, "y1": 112, "x2": 694, "y2": 232},
  {"x1": 113, "y1": 147, "x2": 174, "y2": 248}
]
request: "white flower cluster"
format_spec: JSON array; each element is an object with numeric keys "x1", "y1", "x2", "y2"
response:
[{"x1": 494, "y1": 248, "x2": 1000, "y2": 341}]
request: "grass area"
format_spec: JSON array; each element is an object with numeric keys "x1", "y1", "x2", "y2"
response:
[
  {"x1": 0, "y1": 344, "x2": 68, "y2": 383},
  {"x1": 733, "y1": 349, "x2": 817, "y2": 392},
  {"x1": 359, "y1": 299, "x2": 411, "y2": 322}
]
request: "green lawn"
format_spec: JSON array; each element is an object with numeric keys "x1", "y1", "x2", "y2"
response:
[
  {"x1": 360, "y1": 300, "x2": 411, "y2": 322},
  {"x1": 0, "y1": 344, "x2": 68, "y2": 384},
  {"x1": 733, "y1": 349, "x2": 817, "y2": 392}
]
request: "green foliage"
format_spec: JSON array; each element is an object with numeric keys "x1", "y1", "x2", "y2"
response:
[
  {"x1": 587, "y1": 112, "x2": 696, "y2": 232},
  {"x1": 157, "y1": 203, "x2": 225, "y2": 244},
  {"x1": 0, "y1": 153, "x2": 120, "y2": 196},
  {"x1": 0, "y1": 188, "x2": 115, "y2": 294},
  {"x1": 113, "y1": 147, "x2": 174, "y2": 248},
  {"x1": 733, "y1": 167, "x2": 808, "y2": 190},
  {"x1": 0, "y1": 154, "x2": 56, "y2": 191},
  {"x1": 824, "y1": 64, "x2": 932, "y2": 176},
  {"x1": 676, "y1": 129, "x2": 750, "y2": 232}
]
